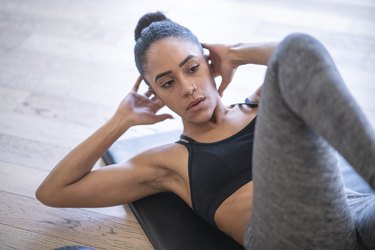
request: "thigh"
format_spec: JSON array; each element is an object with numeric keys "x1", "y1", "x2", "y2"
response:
[{"x1": 247, "y1": 61, "x2": 357, "y2": 250}]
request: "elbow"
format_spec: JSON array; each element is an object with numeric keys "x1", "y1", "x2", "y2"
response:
[
  {"x1": 35, "y1": 185, "x2": 60, "y2": 207},
  {"x1": 35, "y1": 185, "x2": 50, "y2": 206}
]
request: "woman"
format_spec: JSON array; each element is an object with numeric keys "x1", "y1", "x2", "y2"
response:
[{"x1": 36, "y1": 11, "x2": 375, "y2": 249}]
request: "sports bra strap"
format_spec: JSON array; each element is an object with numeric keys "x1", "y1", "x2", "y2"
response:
[
  {"x1": 229, "y1": 101, "x2": 258, "y2": 108},
  {"x1": 176, "y1": 135, "x2": 192, "y2": 145}
]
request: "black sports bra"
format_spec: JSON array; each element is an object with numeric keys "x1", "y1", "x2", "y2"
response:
[{"x1": 176, "y1": 103, "x2": 257, "y2": 228}]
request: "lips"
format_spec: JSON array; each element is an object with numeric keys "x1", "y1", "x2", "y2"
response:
[{"x1": 186, "y1": 97, "x2": 206, "y2": 111}]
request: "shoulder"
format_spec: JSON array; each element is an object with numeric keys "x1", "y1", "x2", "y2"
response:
[{"x1": 132, "y1": 142, "x2": 187, "y2": 165}]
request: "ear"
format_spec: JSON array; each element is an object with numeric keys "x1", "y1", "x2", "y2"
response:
[
  {"x1": 204, "y1": 53, "x2": 209, "y2": 62},
  {"x1": 148, "y1": 85, "x2": 163, "y2": 100},
  {"x1": 206, "y1": 60, "x2": 217, "y2": 79}
]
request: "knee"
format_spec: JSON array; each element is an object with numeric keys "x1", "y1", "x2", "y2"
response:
[
  {"x1": 283, "y1": 33, "x2": 318, "y2": 46},
  {"x1": 275, "y1": 33, "x2": 330, "y2": 64},
  {"x1": 265, "y1": 32, "x2": 334, "y2": 107}
]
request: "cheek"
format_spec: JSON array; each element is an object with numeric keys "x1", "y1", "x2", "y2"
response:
[
  {"x1": 155, "y1": 90, "x2": 180, "y2": 108},
  {"x1": 157, "y1": 91, "x2": 188, "y2": 115},
  {"x1": 199, "y1": 76, "x2": 217, "y2": 92},
  {"x1": 199, "y1": 66, "x2": 216, "y2": 87}
]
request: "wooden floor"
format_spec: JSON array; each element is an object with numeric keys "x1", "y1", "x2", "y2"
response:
[{"x1": 0, "y1": 0, "x2": 374, "y2": 249}]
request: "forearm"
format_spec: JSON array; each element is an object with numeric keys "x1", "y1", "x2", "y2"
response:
[
  {"x1": 230, "y1": 42, "x2": 278, "y2": 66},
  {"x1": 231, "y1": 42, "x2": 276, "y2": 102},
  {"x1": 37, "y1": 114, "x2": 131, "y2": 195}
]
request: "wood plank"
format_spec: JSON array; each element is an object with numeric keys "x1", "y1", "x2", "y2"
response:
[
  {"x1": 339, "y1": 67, "x2": 375, "y2": 124},
  {"x1": 0, "y1": 161, "x2": 48, "y2": 198},
  {"x1": 0, "y1": 133, "x2": 72, "y2": 171},
  {"x1": 0, "y1": 160, "x2": 136, "y2": 221},
  {"x1": 244, "y1": 0, "x2": 375, "y2": 17},
  {"x1": 0, "y1": 119, "x2": 174, "y2": 171},
  {"x1": 0, "y1": 86, "x2": 30, "y2": 112},
  {"x1": 20, "y1": 34, "x2": 128, "y2": 65},
  {"x1": 0, "y1": 191, "x2": 153, "y2": 250},
  {"x1": 0, "y1": 67, "x2": 44, "y2": 94},
  {"x1": 0, "y1": 106, "x2": 180, "y2": 151},
  {"x1": 181, "y1": 0, "x2": 374, "y2": 41},
  {"x1": 364, "y1": 52, "x2": 375, "y2": 72},
  {"x1": 0, "y1": 27, "x2": 31, "y2": 52},
  {"x1": 0, "y1": 224, "x2": 83, "y2": 250},
  {"x1": 0, "y1": 111, "x2": 95, "y2": 148},
  {"x1": 0, "y1": 66, "x2": 128, "y2": 109},
  {"x1": 0, "y1": 48, "x2": 129, "y2": 86},
  {"x1": 253, "y1": 22, "x2": 374, "y2": 56},
  {"x1": 0, "y1": 1, "x2": 133, "y2": 45},
  {"x1": 15, "y1": 92, "x2": 113, "y2": 128}
]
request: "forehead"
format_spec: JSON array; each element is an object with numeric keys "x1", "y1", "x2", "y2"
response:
[{"x1": 146, "y1": 37, "x2": 202, "y2": 70}]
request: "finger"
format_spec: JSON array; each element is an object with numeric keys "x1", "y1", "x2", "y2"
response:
[
  {"x1": 218, "y1": 87, "x2": 224, "y2": 97},
  {"x1": 151, "y1": 95, "x2": 159, "y2": 102},
  {"x1": 144, "y1": 88, "x2": 153, "y2": 97},
  {"x1": 151, "y1": 97, "x2": 165, "y2": 110},
  {"x1": 208, "y1": 63, "x2": 219, "y2": 78},
  {"x1": 201, "y1": 42, "x2": 211, "y2": 49},
  {"x1": 218, "y1": 78, "x2": 229, "y2": 97},
  {"x1": 132, "y1": 75, "x2": 143, "y2": 92},
  {"x1": 211, "y1": 65, "x2": 219, "y2": 77},
  {"x1": 154, "y1": 113, "x2": 174, "y2": 123}
]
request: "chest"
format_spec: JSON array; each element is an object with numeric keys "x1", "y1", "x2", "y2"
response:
[
  {"x1": 179, "y1": 117, "x2": 256, "y2": 221},
  {"x1": 184, "y1": 118, "x2": 255, "y2": 192}
]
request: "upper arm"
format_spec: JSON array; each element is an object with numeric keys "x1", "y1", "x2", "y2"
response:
[{"x1": 41, "y1": 148, "x2": 170, "y2": 207}]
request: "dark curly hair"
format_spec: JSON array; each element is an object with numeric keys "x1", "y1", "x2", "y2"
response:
[{"x1": 134, "y1": 11, "x2": 203, "y2": 82}]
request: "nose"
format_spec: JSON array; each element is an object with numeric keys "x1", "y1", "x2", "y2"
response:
[{"x1": 180, "y1": 79, "x2": 197, "y2": 97}]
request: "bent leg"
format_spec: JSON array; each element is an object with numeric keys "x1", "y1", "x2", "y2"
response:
[{"x1": 247, "y1": 33, "x2": 375, "y2": 250}]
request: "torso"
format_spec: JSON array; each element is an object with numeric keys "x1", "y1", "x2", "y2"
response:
[{"x1": 151, "y1": 104, "x2": 257, "y2": 245}]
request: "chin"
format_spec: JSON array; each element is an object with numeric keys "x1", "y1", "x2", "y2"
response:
[{"x1": 185, "y1": 109, "x2": 215, "y2": 124}]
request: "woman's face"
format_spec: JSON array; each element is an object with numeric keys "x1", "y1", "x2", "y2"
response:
[{"x1": 144, "y1": 37, "x2": 219, "y2": 123}]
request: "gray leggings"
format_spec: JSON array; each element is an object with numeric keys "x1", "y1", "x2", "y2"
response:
[{"x1": 244, "y1": 33, "x2": 375, "y2": 250}]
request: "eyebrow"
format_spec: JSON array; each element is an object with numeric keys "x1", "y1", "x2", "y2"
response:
[
  {"x1": 154, "y1": 55, "x2": 197, "y2": 83},
  {"x1": 155, "y1": 70, "x2": 172, "y2": 83},
  {"x1": 179, "y1": 55, "x2": 196, "y2": 67}
]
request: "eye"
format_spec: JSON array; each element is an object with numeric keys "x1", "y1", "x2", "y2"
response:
[
  {"x1": 189, "y1": 64, "x2": 200, "y2": 73},
  {"x1": 161, "y1": 80, "x2": 174, "y2": 88}
]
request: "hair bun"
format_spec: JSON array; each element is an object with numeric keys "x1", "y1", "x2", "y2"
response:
[{"x1": 134, "y1": 11, "x2": 169, "y2": 41}]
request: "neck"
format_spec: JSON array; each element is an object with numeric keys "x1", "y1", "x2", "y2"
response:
[{"x1": 182, "y1": 98, "x2": 229, "y2": 136}]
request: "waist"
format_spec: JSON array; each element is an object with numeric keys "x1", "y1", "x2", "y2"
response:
[
  {"x1": 191, "y1": 170, "x2": 251, "y2": 227},
  {"x1": 213, "y1": 182, "x2": 253, "y2": 245}
]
